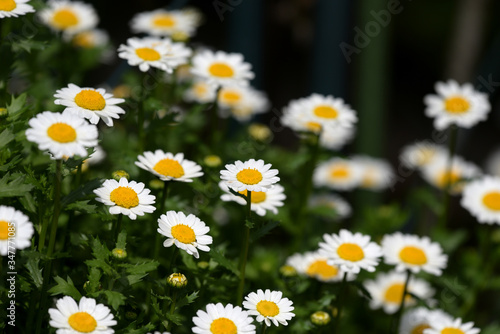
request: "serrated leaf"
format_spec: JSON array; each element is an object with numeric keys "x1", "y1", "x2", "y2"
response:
[
  {"x1": 25, "y1": 256, "x2": 43, "y2": 289},
  {"x1": 126, "y1": 274, "x2": 147, "y2": 286},
  {"x1": 116, "y1": 230, "x2": 127, "y2": 250},
  {"x1": 120, "y1": 261, "x2": 159, "y2": 275},
  {"x1": 176, "y1": 291, "x2": 199, "y2": 309},
  {"x1": 250, "y1": 220, "x2": 280, "y2": 242},
  {"x1": 0, "y1": 173, "x2": 34, "y2": 198},
  {"x1": 87, "y1": 267, "x2": 102, "y2": 293},
  {"x1": 90, "y1": 237, "x2": 109, "y2": 261},
  {"x1": 244, "y1": 219, "x2": 254, "y2": 229},
  {"x1": 120, "y1": 322, "x2": 155, "y2": 334},
  {"x1": 210, "y1": 248, "x2": 239, "y2": 276},
  {"x1": 65, "y1": 200, "x2": 97, "y2": 214},
  {"x1": 164, "y1": 312, "x2": 183, "y2": 325},
  {"x1": 60, "y1": 179, "x2": 102, "y2": 207},
  {"x1": 0, "y1": 128, "x2": 14, "y2": 149},
  {"x1": 48, "y1": 276, "x2": 82, "y2": 299},
  {"x1": 85, "y1": 259, "x2": 115, "y2": 277},
  {"x1": 102, "y1": 290, "x2": 126, "y2": 311},
  {"x1": 6, "y1": 93, "x2": 28, "y2": 121}
]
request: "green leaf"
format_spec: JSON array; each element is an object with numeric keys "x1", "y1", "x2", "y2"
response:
[
  {"x1": 116, "y1": 230, "x2": 127, "y2": 250},
  {"x1": 65, "y1": 200, "x2": 97, "y2": 214},
  {"x1": 60, "y1": 179, "x2": 102, "y2": 207},
  {"x1": 120, "y1": 261, "x2": 160, "y2": 275},
  {"x1": 90, "y1": 237, "x2": 110, "y2": 261},
  {"x1": 180, "y1": 250, "x2": 198, "y2": 271},
  {"x1": 176, "y1": 291, "x2": 199, "y2": 309},
  {"x1": 250, "y1": 220, "x2": 280, "y2": 242},
  {"x1": 209, "y1": 248, "x2": 239, "y2": 276},
  {"x1": 126, "y1": 274, "x2": 147, "y2": 286},
  {"x1": 85, "y1": 259, "x2": 115, "y2": 277},
  {"x1": 228, "y1": 187, "x2": 247, "y2": 201},
  {"x1": 119, "y1": 322, "x2": 155, "y2": 334},
  {"x1": 6, "y1": 93, "x2": 28, "y2": 121},
  {"x1": 25, "y1": 256, "x2": 43, "y2": 289},
  {"x1": 351, "y1": 281, "x2": 372, "y2": 300},
  {"x1": 164, "y1": 312, "x2": 183, "y2": 326},
  {"x1": 86, "y1": 267, "x2": 102, "y2": 293},
  {"x1": 244, "y1": 219, "x2": 254, "y2": 229},
  {"x1": 0, "y1": 173, "x2": 34, "y2": 198},
  {"x1": 102, "y1": 290, "x2": 126, "y2": 311},
  {"x1": 48, "y1": 276, "x2": 82, "y2": 299},
  {"x1": 0, "y1": 128, "x2": 14, "y2": 149}
]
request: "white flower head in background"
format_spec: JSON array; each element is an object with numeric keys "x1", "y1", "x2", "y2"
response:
[
  {"x1": 399, "y1": 307, "x2": 453, "y2": 334},
  {"x1": 243, "y1": 289, "x2": 295, "y2": 327},
  {"x1": 191, "y1": 50, "x2": 254, "y2": 87},
  {"x1": 400, "y1": 142, "x2": 448, "y2": 170},
  {"x1": 353, "y1": 155, "x2": 395, "y2": 191},
  {"x1": 131, "y1": 8, "x2": 199, "y2": 38},
  {"x1": 192, "y1": 303, "x2": 256, "y2": 334},
  {"x1": 39, "y1": 0, "x2": 98, "y2": 36},
  {"x1": 424, "y1": 317, "x2": 480, "y2": 334},
  {"x1": 136, "y1": 150, "x2": 203, "y2": 183},
  {"x1": 54, "y1": 84, "x2": 125, "y2": 126},
  {"x1": 183, "y1": 79, "x2": 217, "y2": 104},
  {"x1": 313, "y1": 157, "x2": 363, "y2": 191},
  {"x1": 217, "y1": 85, "x2": 269, "y2": 122},
  {"x1": 0, "y1": 206, "x2": 34, "y2": 256},
  {"x1": 424, "y1": 79, "x2": 490, "y2": 130},
  {"x1": 69, "y1": 29, "x2": 110, "y2": 49},
  {"x1": 220, "y1": 159, "x2": 279, "y2": 192},
  {"x1": 461, "y1": 175, "x2": 500, "y2": 225},
  {"x1": 26, "y1": 110, "x2": 98, "y2": 159},
  {"x1": 0, "y1": 0, "x2": 35, "y2": 18}
]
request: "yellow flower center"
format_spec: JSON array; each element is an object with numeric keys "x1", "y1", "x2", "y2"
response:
[
  {"x1": 441, "y1": 328, "x2": 465, "y2": 334},
  {"x1": 220, "y1": 90, "x2": 241, "y2": 104},
  {"x1": 109, "y1": 186, "x2": 139, "y2": 209},
  {"x1": 330, "y1": 166, "x2": 350, "y2": 179},
  {"x1": 337, "y1": 243, "x2": 364, "y2": 262},
  {"x1": 238, "y1": 190, "x2": 266, "y2": 203},
  {"x1": 437, "y1": 171, "x2": 461, "y2": 188},
  {"x1": 68, "y1": 312, "x2": 97, "y2": 333},
  {"x1": 444, "y1": 96, "x2": 470, "y2": 114},
  {"x1": 73, "y1": 32, "x2": 94, "y2": 48},
  {"x1": 306, "y1": 121, "x2": 322, "y2": 133},
  {"x1": 482, "y1": 191, "x2": 500, "y2": 211},
  {"x1": 411, "y1": 324, "x2": 431, "y2": 334},
  {"x1": 47, "y1": 123, "x2": 77, "y2": 143},
  {"x1": 74, "y1": 90, "x2": 106, "y2": 111},
  {"x1": 0, "y1": 0, "x2": 16, "y2": 11},
  {"x1": 194, "y1": 83, "x2": 208, "y2": 97},
  {"x1": 171, "y1": 224, "x2": 196, "y2": 243},
  {"x1": 208, "y1": 63, "x2": 234, "y2": 78},
  {"x1": 384, "y1": 283, "x2": 411, "y2": 303},
  {"x1": 416, "y1": 148, "x2": 435, "y2": 166},
  {"x1": 399, "y1": 246, "x2": 427, "y2": 265},
  {"x1": 306, "y1": 260, "x2": 339, "y2": 280},
  {"x1": 236, "y1": 168, "x2": 263, "y2": 185},
  {"x1": 210, "y1": 317, "x2": 237, "y2": 334},
  {"x1": 0, "y1": 221, "x2": 12, "y2": 240},
  {"x1": 256, "y1": 300, "x2": 280, "y2": 317},
  {"x1": 153, "y1": 158, "x2": 185, "y2": 178},
  {"x1": 153, "y1": 14, "x2": 176, "y2": 27},
  {"x1": 135, "y1": 47, "x2": 161, "y2": 61},
  {"x1": 52, "y1": 9, "x2": 79, "y2": 29},
  {"x1": 313, "y1": 105, "x2": 338, "y2": 119}
]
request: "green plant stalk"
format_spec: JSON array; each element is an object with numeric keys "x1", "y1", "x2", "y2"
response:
[
  {"x1": 237, "y1": 190, "x2": 252, "y2": 305},
  {"x1": 261, "y1": 323, "x2": 268, "y2": 334},
  {"x1": 137, "y1": 80, "x2": 146, "y2": 152},
  {"x1": 166, "y1": 290, "x2": 178, "y2": 331},
  {"x1": 154, "y1": 181, "x2": 170, "y2": 259},
  {"x1": 438, "y1": 125, "x2": 458, "y2": 229},
  {"x1": 112, "y1": 214, "x2": 123, "y2": 240},
  {"x1": 392, "y1": 270, "x2": 412, "y2": 334},
  {"x1": 333, "y1": 272, "x2": 348, "y2": 334},
  {"x1": 210, "y1": 86, "x2": 222, "y2": 150},
  {"x1": 294, "y1": 132, "x2": 320, "y2": 250}
]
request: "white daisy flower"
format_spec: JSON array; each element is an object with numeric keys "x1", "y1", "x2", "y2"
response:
[
  {"x1": 364, "y1": 271, "x2": 435, "y2": 314},
  {"x1": 183, "y1": 79, "x2": 217, "y2": 104},
  {"x1": 93, "y1": 178, "x2": 156, "y2": 220},
  {"x1": 319, "y1": 125, "x2": 356, "y2": 151},
  {"x1": 421, "y1": 156, "x2": 481, "y2": 194},
  {"x1": 0, "y1": 0, "x2": 34, "y2": 18},
  {"x1": 461, "y1": 176, "x2": 500, "y2": 225},
  {"x1": 424, "y1": 317, "x2": 480, "y2": 334},
  {"x1": 309, "y1": 194, "x2": 352, "y2": 220},
  {"x1": 158, "y1": 211, "x2": 212, "y2": 259},
  {"x1": 353, "y1": 155, "x2": 395, "y2": 191},
  {"x1": 381, "y1": 232, "x2": 448, "y2": 276},
  {"x1": 424, "y1": 80, "x2": 491, "y2": 130},
  {"x1": 399, "y1": 307, "x2": 453, "y2": 334},
  {"x1": 400, "y1": 142, "x2": 448, "y2": 170},
  {"x1": 191, "y1": 50, "x2": 254, "y2": 87},
  {"x1": 118, "y1": 37, "x2": 192, "y2": 73},
  {"x1": 69, "y1": 29, "x2": 109, "y2": 49},
  {"x1": 220, "y1": 159, "x2": 280, "y2": 192},
  {"x1": 192, "y1": 303, "x2": 255, "y2": 334},
  {"x1": 0, "y1": 206, "x2": 34, "y2": 256},
  {"x1": 48, "y1": 296, "x2": 116, "y2": 334},
  {"x1": 54, "y1": 83, "x2": 125, "y2": 127},
  {"x1": 147, "y1": 332, "x2": 170, "y2": 334},
  {"x1": 131, "y1": 8, "x2": 199, "y2": 38},
  {"x1": 217, "y1": 85, "x2": 269, "y2": 122},
  {"x1": 298, "y1": 251, "x2": 354, "y2": 282},
  {"x1": 313, "y1": 157, "x2": 363, "y2": 191},
  {"x1": 219, "y1": 181, "x2": 285, "y2": 216},
  {"x1": 135, "y1": 150, "x2": 203, "y2": 183},
  {"x1": 281, "y1": 105, "x2": 323, "y2": 134},
  {"x1": 39, "y1": 0, "x2": 98, "y2": 36},
  {"x1": 283, "y1": 94, "x2": 358, "y2": 131},
  {"x1": 243, "y1": 289, "x2": 295, "y2": 327},
  {"x1": 318, "y1": 229, "x2": 382, "y2": 274},
  {"x1": 26, "y1": 110, "x2": 98, "y2": 160}
]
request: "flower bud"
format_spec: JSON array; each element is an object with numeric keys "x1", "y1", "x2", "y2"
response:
[
  {"x1": 149, "y1": 179, "x2": 164, "y2": 190},
  {"x1": 279, "y1": 265, "x2": 297, "y2": 277},
  {"x1": 204, "y1": 155, "x2": 222, "y2": 168},
  {"x1": 197, "y1": 261, "x2": 209, "y2": 269},
  {"x1": 112, "y1": 170, "x2": 129, "y2": 181},
  {"x1": 167, "y1": 273, "x2": 187, "y2": 288},
  {"x1": 310, "y1": 311, "x2": 330, "y2": 326},
  {"x1": 248, "y1": 123, "x2": 272, "y2": 142},
  {"x1": 112, "y1": 248, "x2": 127, "y2": 259},
  {"x1": 0, "y1": 107, "x2": 8, "y2": 118}
]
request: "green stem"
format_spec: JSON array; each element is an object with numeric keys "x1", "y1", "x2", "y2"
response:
[
  {"x1": 112, "y1": 214, "x2": 123, "y2": 240},
  {"x1": 137, "y1": 82, "x2": 146, "y2": 152},
  {"x1": 392, "y1": 270, "x2": 412, "y2": 334},
  {"x1": 47, "y1": 159, "x2": 63, "y2": 258},
  {"x1": 294, "y1": 132, "x2": 321, "y2": 250},
  {"x1": 154, "y1": 181, "x2": 170, "y2": 259},
  {"x1": 166, "y1": 290, "x2": 178, "y2": 331},
  {"x1": 438, "y1": 125, "x2": 458, "y2": 229},
  {"x1": 210, "y1": 86, "x2": 222, "y2": 151},
  {"x1": 237, "y1": 190, "x2": 252, "y2": 305},
  {"x1": 333, "y1": 272, "x2": 348, "y2": 334},
  {"x1": 168, "y1": 247, "x2": 179, "y2": 272},
  {"x1": 261, "y1": 323, "x2": 268, "y2": 334}
]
